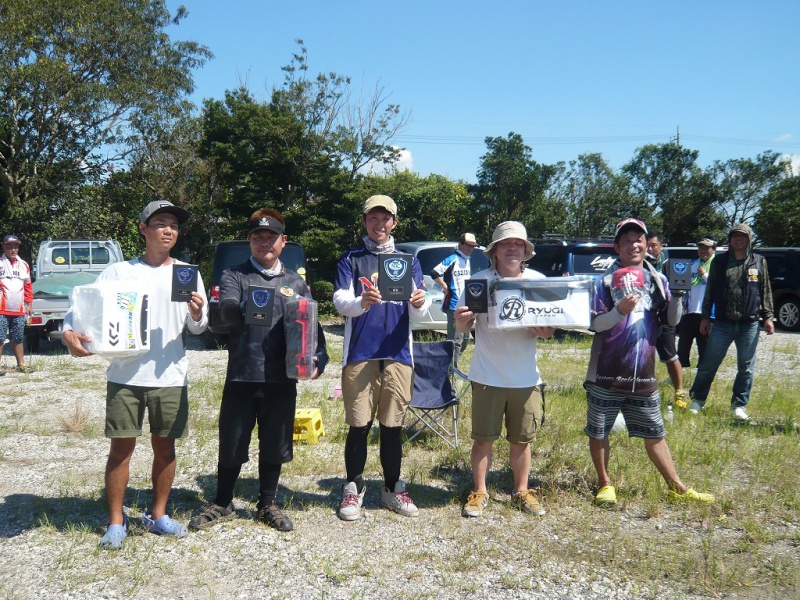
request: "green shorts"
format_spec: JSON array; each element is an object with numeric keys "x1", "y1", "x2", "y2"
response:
[
  {"x1": 470, "y1": 383, "x2": 544, "y2": 444},
  {"x1": 106, "y1": 382, "x2": 189, "y2": 439}
]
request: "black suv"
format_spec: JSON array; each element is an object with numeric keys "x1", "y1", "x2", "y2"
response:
[
  {"x1": 527, "y1": 238, "x2": 617, "y2": 279},
  {"x1": 756, "y1": 248, "x2": 800, "y2": 331},
  {"x1": 196, "y1": 240, "x2": 308, "y2": 347}
]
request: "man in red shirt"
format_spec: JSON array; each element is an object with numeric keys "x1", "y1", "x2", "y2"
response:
[{"x1": 0, "y1": 234, "x2": 34, "y2": 373}]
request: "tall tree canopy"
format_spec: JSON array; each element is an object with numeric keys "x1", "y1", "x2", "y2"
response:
[
  {"x1": 622, "y1": 143, "x2": 725, "y2": 243},
  {"x1": 475, "y1": 133, "x2": 561, "y2": 234},
  {"x1": 550, "y1": 153, "x2": 634, "y2": 238},
  {"x1": 0, "y1": 0, "x2": 210, "y2": 241},
  {"x1": 709, "y1": 151, "x2": 790, "y2": 228},
  {"x1": 753, "y1": 176, "x2": 800, "y2": 246}
]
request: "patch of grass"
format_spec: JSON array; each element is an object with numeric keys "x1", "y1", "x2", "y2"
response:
[{"x1": 57, "y1": 401, "x2": 93, "y2": 434}]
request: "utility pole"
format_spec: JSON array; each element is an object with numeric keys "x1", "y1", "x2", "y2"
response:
[{"x1": 670, "y1": 126, "x2": 680, "y2": 146}]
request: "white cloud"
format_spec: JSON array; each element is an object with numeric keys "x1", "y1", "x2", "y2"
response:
[
  {"x1": 775, "y1": 133, "x2": 794, "y2": 142},
  {"x1": 360, "y1": 147, "x2": 414, "y2": 176},
  {"x1": 779, "y1": 153, "x2": 800, "y2": 176},
  {"x1": 394, "y1": 148, "x2": 413, "y2": 172}
]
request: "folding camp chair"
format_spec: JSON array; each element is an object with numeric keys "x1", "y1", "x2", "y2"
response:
[{"x1": 403, "y1": 340, "x2": 470, "y2": 449}]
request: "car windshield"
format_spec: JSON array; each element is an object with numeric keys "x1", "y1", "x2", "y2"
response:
[
  {"x1": 527, "y1": 246, "x2": 567, "y2": 277},
  {"x1": 415, "y1": 247, "x2": 490, "y2": 275},
  {"x1": 209, "y1": 242, "x2": 307, "y2": 283}
]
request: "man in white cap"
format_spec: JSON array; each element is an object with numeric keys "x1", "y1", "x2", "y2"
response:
[
  {"x1": 0, "y1": 234, "x2": 33, "y2": 373},
  {"x1": 584, "y1": 217, "x2": 713, "y2": 509},
  {"x1": 431, "y1": 232, "x2": 479, "y2": 371},
  {"x1": 677, "y1": 238, "x2": 717, "y2": 371},
  {"x1": 62, "y1": 200, "x2": 208, "y2": 549},
  {"x1": 454, "y1": 221, "x2": 555, "y2": 518},
  {"x1": 333, "y1": 195, "x2": 430, "y2": 520}
]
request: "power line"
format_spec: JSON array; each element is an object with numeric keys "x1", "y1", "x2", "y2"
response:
[{"x1": 394, "y1": 132, "x2": 800, "y2": 150}]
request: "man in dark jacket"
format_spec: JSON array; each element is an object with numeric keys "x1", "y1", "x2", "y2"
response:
[
  {"x1": 189, "y1": 209, "x2": 327, "y2": 532},
  {"x1": 689, "y1": 223, "x2": 774, "y2": 421}
]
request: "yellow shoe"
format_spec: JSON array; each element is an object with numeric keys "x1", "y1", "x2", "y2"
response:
[
  {"x1": 462, "y1": 490, "x2": 489, "y2": 517},
  {"x1": 674, "y1": 389, "x2": 689, "y2": 409},
  {"x1": 594, "y1": 485, "x2": 617, "y2": 508},
  {"x1": 667, "y1": 488, "x2": 714, "y2": 505}
]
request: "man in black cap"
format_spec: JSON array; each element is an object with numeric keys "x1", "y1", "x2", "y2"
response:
[
  {"x1": 689, "y1": 224, "x2": 774, "y2": 421},
  {"x1": 189, "y1": 208, "x2": 328, "y2": 533},
  {"x1": 63, "y1": 200, "x2": 208, "y2": 549}
]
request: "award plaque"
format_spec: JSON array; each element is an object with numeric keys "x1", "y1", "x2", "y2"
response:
[
  {"x1": 245, "y1": 285, "x2": 275, "y2": 326},
  {"x1": 171, "y1": 264, "x2": 198, "y2": 302},
  {"x1": 667, "y1": 259, "x2": 692, "y2": 292},
  {"x1": 378, "y1": 253, "x2": 413, "y2": 300},
  {"x1": 464, "y1": 278, "x2": 488, "y2": 313}
]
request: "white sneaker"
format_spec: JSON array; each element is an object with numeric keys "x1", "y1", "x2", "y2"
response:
[
  {"x1": 380, "y1": 480, "x2": 419, "y2": 517},
  {"x1": 337, "y1": 481, "x2": 366, "y2": 521},
  {"x1": 689, "y1": 401, "x2": 702, "y2": 415},
  {"x1": 732, "y1": 406, "x2": 750, "y2": 421}
]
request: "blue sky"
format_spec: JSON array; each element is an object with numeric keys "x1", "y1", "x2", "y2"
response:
[{"x1": 167, "y1": 1, "x2": 800, "y2": 183}]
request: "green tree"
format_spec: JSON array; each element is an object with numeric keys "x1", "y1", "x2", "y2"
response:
[
  {"x1": 622, "y1": 143, "x2": 724, "y2": 243},
  {"x1": 0, "y1": 0, "x2": 211, "y2": 240},
  {"x1": 474, "y1": 133, "x2": 561, "y2": 233},
  {"x1": 753, "y1": 176, "x2": 800, "y2": 246},
  {"x1": 550, "y1": 153, "x2": 634, "y2": 238},
  {"x1": 350, "y1": 172, "x2": 477, "y2": 243},
  {"x1": 709, "y1": 151, "x2": 790, "y2": 228}
]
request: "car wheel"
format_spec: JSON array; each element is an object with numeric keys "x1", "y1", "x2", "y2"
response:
[{"x1": 776, "y1": 297, "x2": 800, "y2": 332}]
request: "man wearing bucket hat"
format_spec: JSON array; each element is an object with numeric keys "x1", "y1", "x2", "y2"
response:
[
  {"x1": 189, "y1": 208, "x2": 328, "y2": 533},
  {"x1": 677, "y1": 238, "x2": 717, "y2": 370},
  {"x1": 431, "y1": 232, "x2": 480, "y2": 372},
  {"x1": 0, "y1": 234, "x2": 33, "y2": 373},
  {"x1": 333, "y1": 195, "x2": 430, "y2": 520},
  {"x1": 688, "y1": 223, "x2": 774, "y2": 421},
  {"x1": 62, "y1": 200, "x2": 208, "y2": 549},
  {"x1": 454, "y1": 221, "x2": 555, "y2": 518},
  {"x1": 584, "y1": 218, "x2": 713, "y2": 508}
]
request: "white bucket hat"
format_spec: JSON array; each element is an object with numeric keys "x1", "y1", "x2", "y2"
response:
[{"x1": 483, "y1": 221, "x2": 535, "y2": 261}]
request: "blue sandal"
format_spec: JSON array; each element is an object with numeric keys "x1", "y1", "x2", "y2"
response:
[
  {"x1": 142, "y1": 510, "x2": 188, "y2": 538},
  {"x1": 99, "y1": 515, "x2": 128, "y2": 550}
]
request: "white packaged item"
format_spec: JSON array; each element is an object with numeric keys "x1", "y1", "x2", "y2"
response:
[
  {"x1": 70, "y1": 282, "x2": 150, "y2": 358},
  {"x1": 488, "y1": 276, "x2": 591, "y2": 330}
]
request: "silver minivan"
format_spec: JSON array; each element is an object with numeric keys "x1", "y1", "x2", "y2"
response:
[{"x1": 394, "y1": 241, "x2": 490, "y2": 331}]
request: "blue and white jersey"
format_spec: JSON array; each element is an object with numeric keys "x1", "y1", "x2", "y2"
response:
[
  {"x1": 333, "y1": 246, "x2": 429, "y2": 366},
  {"x1": 431, "y1": 249, "x2": 471, "y2": 312}
]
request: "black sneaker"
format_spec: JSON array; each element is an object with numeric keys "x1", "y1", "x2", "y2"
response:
[
  {"x1": 257, "y1": 502, "x2": 293, "y2": 532},
  {"x1": 188, "y1": 502, "x2": 235, "y2": 530}
]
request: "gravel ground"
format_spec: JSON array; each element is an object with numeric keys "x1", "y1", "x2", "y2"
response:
[{"x1": 0, "y1": 327, "x2": 797, "y2": 600}]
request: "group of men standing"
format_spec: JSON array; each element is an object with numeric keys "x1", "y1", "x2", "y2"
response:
[
  {"x1": 17, "y1": 193, "x2": 773, "y2": 548},
  {"x1": 644, "y1": 224, "x2": 774, "y2": 421}
]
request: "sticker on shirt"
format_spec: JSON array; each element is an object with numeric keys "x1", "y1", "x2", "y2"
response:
[
  {"x1": 280, "y1": 286, "x2": 295, "y2": 297},
  {"x1": 747, "y1": 268, "x2": 759, "y2": 282}
]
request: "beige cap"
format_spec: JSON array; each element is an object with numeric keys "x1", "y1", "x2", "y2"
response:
[
  {"x1": 483, "y1": 221, "x2": 535, "y2": 261},
  {"x1": 461, "y1": 232, "x2": 478, "y2": 246},
  {"x1": 363, "y1": 195, "x2": 397, "y2": 216}
]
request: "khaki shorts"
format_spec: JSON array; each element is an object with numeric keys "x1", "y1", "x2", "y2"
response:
[
  {"x1": 342, "y1": 360, "x2": 414, "y2": 427},
  {"x1": 471, "y1": 384, "x2": 543, "y2": 444},
  {"x1": 106, "y1": 382, "x2": 189, "y2": 439}
]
